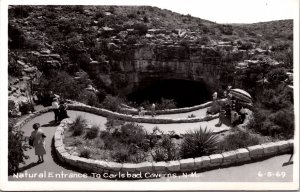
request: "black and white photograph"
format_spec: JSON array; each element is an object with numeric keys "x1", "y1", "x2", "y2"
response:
[{"x1": 0, "y1": 0, "x2": 299, "y2": 190}]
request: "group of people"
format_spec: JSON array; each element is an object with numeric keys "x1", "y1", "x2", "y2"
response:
[
  {"x1": 137, "y1": 103, "x2": 156, "y2": 117},
  {"x1": 51, "y1": 97, "x2": 69, "y2": 123},
  {"x1": 29, "y1": 92, "x2": 69, "y2": 163},
  {"x1": 215, "y1": 87, "x2": 247, "y2": 127}
]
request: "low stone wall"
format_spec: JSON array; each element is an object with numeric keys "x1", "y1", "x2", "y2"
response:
[
  {"x1": 120, "y1": 99, "x2": 254, "y2": 115},
  {"x1": 13, "y1": 107, "x2": 53, "y2": 130},
  {"x1": 120, "y1": 101, "x2": 213, "y2": 115},
  {"x1": 55, "y1": 119, "x2": 294, "y2": 178},
  {"x1": 67, "y1": 104, "x2": 219, "y2": 124}
]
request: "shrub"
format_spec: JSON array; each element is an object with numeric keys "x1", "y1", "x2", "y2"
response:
[
  {"x1": 105, "y1": 118, "x2": 125, "y2": 131},
  {"x1": 151, "y1": 133, "x2": 178, "y2": 161},
  {"x1": 197, "y1": 35, "x2": 210, "y2": 45},
  {"x1": 79, "y1": 148, "x2": 91, "y2": 159},
  {"x1": 152, "y1": 147, "x2": 168, "y2": 161},
  {"x1": 18, "y1": 102, "x2": 35, "y2": 115},
  {"x1": 8, "y1": 57, "x2": 23, "y2": 77},
  {"x1": 100, "y1": 122, "x2": 149, "y2": 163},
  {"x1": 217, "y1": 131, "x2": 260, "y2": 152},
  {"x1": 157, "y1": 98, "x2": 177, "y2": 110},
  {"x1": 85, "y1": 125, "x2": 100, "y2": 139},
  {"x1": 69, "y1": 137, "x2": 84, "y2": 146},
  {"x1": 38, "y1": 70, "x2": 87, "y2": 100},
  {"x1": 101, "y1": 95, "x2": 123, "y2": 112},
  {"x1": 266, "y1": 68, "x2": 288, "y2": 86},
  {"x1": 70, "y1": 115, "x2": 86, "y2": 136},
  {"x1": 8, "y1": 125, "x2": 31, "y2": 175},
  {"x1": 111, "y1": 143, "x2": 131, "y2": 163},
  {"x1": 180, "y1": 127, "x2": 218, "y2": 158},
  {"x1": 132, "y1": 23, "x2": 148, "y2": 36},
  {"x1": 78, "y1": 90, "x2": 100, "y2": 107}
]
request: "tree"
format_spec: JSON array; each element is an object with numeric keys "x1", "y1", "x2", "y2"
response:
[
  {"x1": 266, "y1": 68, "x2": 288, "y2": 86},
  {"x1": 8, "y1": 125, "x2": 31, "y2": 175}
]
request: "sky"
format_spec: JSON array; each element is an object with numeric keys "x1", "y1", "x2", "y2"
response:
[
  {"x1": 6, "y1": 0, "x2": 298, "y2": 23},
  {"x1": 149, "y1": 0, "x2": 297, "y2": 23}
]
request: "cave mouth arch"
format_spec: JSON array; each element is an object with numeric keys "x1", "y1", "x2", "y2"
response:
[{"x1": 127, "y1": 79, "x2": 212, "y2": 108}]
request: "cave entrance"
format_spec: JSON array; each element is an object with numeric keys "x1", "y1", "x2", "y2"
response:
[{"x1": 127, "y1": 79, "x2": 212, "y2": 108}]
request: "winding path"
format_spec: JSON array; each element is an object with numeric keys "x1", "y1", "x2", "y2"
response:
[{"x1": 9, "y1": 109, "x2": 293, "y2": 182}]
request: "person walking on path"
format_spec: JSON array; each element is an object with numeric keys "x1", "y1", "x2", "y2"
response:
[
  {"x1": 151, "y1": 103, "x2": 156, "y2": 117},
  {"x1": 30, "y1": 123, "x2": 46, "y2": 163},
  {"x1": 52, "y1": 97, "x2": 59, "y2": 124}
]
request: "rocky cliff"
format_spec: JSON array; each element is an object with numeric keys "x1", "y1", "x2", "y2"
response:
[{"x1": 8, "y1": 5, "x2": 293, "y2": 110}]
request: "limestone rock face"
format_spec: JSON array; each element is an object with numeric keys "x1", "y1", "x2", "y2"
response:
[{"x1": 85, "y1": 45, "x2": 236, "y2": 95}]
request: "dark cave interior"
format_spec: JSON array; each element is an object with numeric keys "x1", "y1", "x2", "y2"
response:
[{"x1": 127, "y1": 79, "x2": 212, "y2": 108}]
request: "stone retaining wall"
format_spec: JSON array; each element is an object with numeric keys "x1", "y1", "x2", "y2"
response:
[
  {"x1": 120, "y1": 99, "x2": 254, "y2": 115},
  {"x1": 120, "y1": 101, "x2": 213, "y2": 115},
  {"x1": 55, "y1": 118, "x2": 293, "y2": 178},
  {"x1": 13, "y1": 107, "x2": 53, "y2": 130},
  {"x1": 67, "y1": 104, "x2": 219, "y2": 124}
]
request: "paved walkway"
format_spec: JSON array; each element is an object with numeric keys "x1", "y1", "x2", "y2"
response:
[{"x1": 9, "y1": 110, "x2": 293, "y2": 182}]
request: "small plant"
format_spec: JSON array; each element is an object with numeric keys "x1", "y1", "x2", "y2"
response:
[
  {"x1": 111, "y1": 143, "x2": 130, "y2": 163},
  {"x1": 70, "y1": 137, "x2": 84, "y2": 147},
  {"x1": 79, "y1": 148, "x2": 91, "y2": 159},
  {"x1": 152, "y1": 147, "x2": 167, "y2": 161},
  {"x1": 180, "y1": 127, "x2": 219, "y2": 158},
  {"x1": 151, "y1": 130, "x2": 178, "y2": 161},
  {"x1": 85, "y1": 125, "x2": 99, "y2": 139},
  {"x1": 188, "y1": 114, "x2": 196, "y2": 118},
  {"x1": 217, "y1": 130, "x2": 260, "y2": 152},
  {"x1": 105, "y1": 117, "x2": 125, "y2": 131},
  {"x1": 70, "y1": 115, "x2": 86, "y2": 136}
]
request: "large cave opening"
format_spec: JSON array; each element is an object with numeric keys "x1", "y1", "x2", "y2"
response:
[{"x1": 127, "y1": 79, "x2": 212, "y2": 108}]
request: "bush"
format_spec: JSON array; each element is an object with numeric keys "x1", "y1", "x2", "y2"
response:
[
  {"x1": 70, "y1": 116, "x2": 86, "y2": 136},
  {"x1": 101, "y1": 95, "x2": 123, "y2": 112},
  {"x1": 79, "y1": 148, "x2": 91, "y2": 159},
  {"x1": 100, "y1": 122, "x2": 149, "y2": 163},
  {"x1": 157, "y1": 98, "x2": 177, "y2": 110},
  {"x1": 85, "y1": 125, "x2": 99, "y2": 139},
  {"x1": 19, "y1": 102, "x2": 35, "y2": 115},
  {"x1": 105, "y1": 118, "x2": 125, "y2": 131},
  {"x1": 111, "y1": 143, "x2": 131, "y2": 162},
  {"x1": 69, "y1": 137, "x2": 84, "y2": 146},
  {"x1": 180, "y1": 127, "x2": 218, "y2": 158},
  {"x1": 8, "y1": 125, "x2": 31, "y2": 175},
  {"x1": 266, "y1": 68, "x2": 288, "y2": 86},
  {"x1": 8, "y1": 57, "x2": 23, "y2": 77},
  {"x1": 151, "y1": 133, "x2": 178, "y2": 161},
  {"x1": 132, "y1": 23, "x2": 148, "y2": 36},
  {"x1": 78, "y1": 90, "x2": 100, "y2": 107},
  {"x1": 38, "y1": 70, "x2": 87, "y2": 100},
  {"x1": 217, "y1": 131, "x2": 260, "y2": 152}
]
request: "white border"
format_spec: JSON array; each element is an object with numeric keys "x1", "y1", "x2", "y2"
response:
[{"x1": 0, "y1": 0, "x2": 299, "y2": 191}]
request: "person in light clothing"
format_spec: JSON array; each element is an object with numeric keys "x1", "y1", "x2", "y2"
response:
[
  {"x1": 52, "y1": 97, "x2": 59, "y2": 123},
  {"x1": 151, "y1": 103, "x2": 156, "y2": 117},
  {"x1": 30, "y1": 123, "x2": 46, "y2": 163}
]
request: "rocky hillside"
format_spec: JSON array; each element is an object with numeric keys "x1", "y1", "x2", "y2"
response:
[{"x1": 8, "y1": 5, "x2": 293, "y2": 115}]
